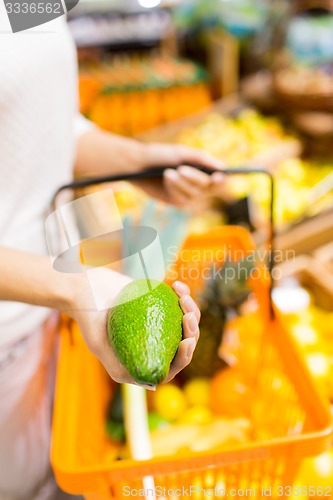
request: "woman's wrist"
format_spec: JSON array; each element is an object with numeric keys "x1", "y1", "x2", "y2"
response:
[
  {"x1": 139, "y1": 142, "x2": 180, "y2": 169},
  {"x1": 56, "y1": 273, "x2": 85, "y2": 316},
  {"x1": 75, "y1": 129, "x2": 148, "y2": 177}
]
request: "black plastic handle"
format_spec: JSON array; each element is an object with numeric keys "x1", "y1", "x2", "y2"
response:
[{"x1": 52, "y1": 164, "x2": 275, "y2": 317}]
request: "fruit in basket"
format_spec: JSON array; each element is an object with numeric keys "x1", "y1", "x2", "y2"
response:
[
  {"x1": 150, "y1": 423, "x2": 199, "y2": 456},
  {"x1": 182, "y1": 257, "x2": 254, "y2": 380},
  {"x1": 179, "y1": 406, "x2": 213, "y2": 425},
  {"x1": 147, "y1": 412, "x2": 169, "y2": 432},
  {"x1": 305, "y1": 352, "x2": 330, "y2": 378},
  {"x1": 181, "y1": 304, "x2": 225, "y2": 380},
  {"x1": 210, "y1": 367, "x2": 252, "y2": 418},
  {"x1": 297, "y1": 451, "x2": 333, "y2": 491},
  {"x1": 150, "y1": 417, "x2": 251, "y2": 456},
  {"x1": 106, "y1": 385, "x2": 169, "y2": 441},
  {"x1": 183, "y1": 377, "x2": 210, "y2": 407},
  {"x1": 189, "y1": 418, "x2": 251, "y2": 453},
  {"x1": 108, "y1": 279, "x2": 183, "y2": 386},
  {"x1": 106, "y1": 384, "x2": 125, "y2": 442},
  {"x1": 153, "y1": 384, "x2": 187, "y2": 422}
]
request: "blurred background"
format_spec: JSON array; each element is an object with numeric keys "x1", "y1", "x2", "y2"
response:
[
  {"x1": 53, "y1": 2, "x2": 333, "y2": 495},
  {"x1": 70, "y1": 0, "x2": 333, "y2": 236},
  {"x1": 66, "y1": 0, "x2": 333, "y2": 399}
]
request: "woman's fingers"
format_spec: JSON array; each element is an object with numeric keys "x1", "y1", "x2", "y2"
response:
[
  {"x1": 164, "y1": 169, "x2": 190, "y2": 206},
  {"x1": 178, "y1": 165, "x2": 212, "y2": 188},
  {"x1": 183, "y1": 311, "x2": 200, "y2": 342},
  {"x1": 164, "y1": 337, "x2": 196, "y2": 383},
  {"x1": 172, "y1": 280, "x2": 190, "y2": 297},
  {"x1": 164, "y1": 293, "x2": 200, "y2": 383},
  {"x1": 176, "y1": 145, "x2": 224, "y2": 171},
  {"x1": 172, "y1": 282, "x2": 200, "y2": 322},
  {"x1": 164, "y1": 165, "x2": 226, "y2": 206},
  {"x1": 211, "y1": 171, "x2": 226, "y2": 183},
  {"x1": 164, "y1": 168, "x2": 207, "y2": 198},
  {"x1": 164, "y1": 168, "x2": 203, "y2": 199},
  {"x1": 180, "y1": 295, "x2": 201, "y2": 323},
  {"x1": 178, "y1": 166, "x2": 227, "y2": 196}
]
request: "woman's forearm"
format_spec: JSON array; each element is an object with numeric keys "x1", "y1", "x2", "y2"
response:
[
  {"x1": 74, "y1": 129, "x2": 224, "y2": 197},
  {"x1": 74, "y1": 128, "x2": 146, "y2": 178},
  {"x1": 0, "y1": 246, "x2": 77, "y2": 311}
]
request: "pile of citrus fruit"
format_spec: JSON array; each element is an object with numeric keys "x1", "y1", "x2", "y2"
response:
[
  {"x1": 177, "y1": 109, "x2": 294, "y2": 166},
  {"x1": 147, "y1": 370, "x2": 252, "y2": 457},
  {"x1": 177, "y1": 109, "x2": 333, "y2": 226}
]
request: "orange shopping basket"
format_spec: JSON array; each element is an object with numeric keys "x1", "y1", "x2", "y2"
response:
[{"x1": 50, "y1": 167, "x2": 333, "y2": 499}]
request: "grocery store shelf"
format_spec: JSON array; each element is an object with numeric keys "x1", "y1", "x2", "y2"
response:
[
  {"x1": 70, "y1": 0, "x2": 182, "y2": 15},
  {"x1": 68, "y1": 9, "x2": 172, "y2": 49}
]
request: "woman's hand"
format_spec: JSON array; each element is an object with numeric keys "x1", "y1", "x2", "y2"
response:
[
  {"x1": 69, "y1": 270, "x2": 200, "y2": 388},
  {"x1": 163, "y1": 281, "x2": 200, "y2": 384},
  {"x1": 136, "y1": 143, "x2": 226, "y2": 207},
  {"x1": 75, "y1": 129, "x2": 226, "y2": 207}
]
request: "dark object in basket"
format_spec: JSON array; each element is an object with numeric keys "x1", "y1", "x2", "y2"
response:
[
  {"x1": 106, "y1": 385, "x2": 125, "y2": 443},
  {"x1": 182, "y1": 256, "x2": 255, "y2": 380},
  {"x1": 225, "y1": 197, "x2": 253, "y2": 231}
]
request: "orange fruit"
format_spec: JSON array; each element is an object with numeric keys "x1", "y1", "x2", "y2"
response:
[{"x1": 210, "y1": 367, "x2": 252, "y2": 417}]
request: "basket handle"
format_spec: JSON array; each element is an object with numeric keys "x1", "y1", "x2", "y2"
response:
[{"x1": 52, "y1": 164, "x2": 275, "y2": 317}]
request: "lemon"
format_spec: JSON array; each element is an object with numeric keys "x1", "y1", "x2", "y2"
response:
[
  {"x1": 153, "y1": 384, "x2": 187, "y2": 422},
  {"x1": 179, "y1": 406, "x2": 213, "y2": 425},
  {"x1": 184, "y1": 378, "x2": 211, "y2": 407}
]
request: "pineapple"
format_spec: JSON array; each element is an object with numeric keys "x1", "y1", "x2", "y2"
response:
[{"x1": 182, "y1": 255, "x2": 255, "y2": 380}]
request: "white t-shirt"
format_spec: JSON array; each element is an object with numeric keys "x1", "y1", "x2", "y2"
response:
[{"x1": 0, "y1": 6, "x2": 91, "y2": 347}]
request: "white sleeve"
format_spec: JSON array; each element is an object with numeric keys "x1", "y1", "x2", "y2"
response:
[{"x1": 74, "y1": 114, "x2": 96, "y2": 140}]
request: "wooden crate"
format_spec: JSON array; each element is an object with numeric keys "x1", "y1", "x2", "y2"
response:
[
  {"x1": 313, "y1": 241, "x2": 333, "y2": 275},
  {"x1": 276, "y1": 207, "x2": 333, "y2": 257}
]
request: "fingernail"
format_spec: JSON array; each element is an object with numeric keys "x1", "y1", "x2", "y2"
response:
[
  {"x1": 142, "y1": 385, "x2": 156, "y2": 391},
  {"x1": 164, "y1": 169, "x2": 178, "y2": 181},
  {"x1": 188, "y1": 312, "x2": 198, "y2": 334},
  {"x1": 187, "y1": 337, "x2": 196, "y2": 358},
  {"x1": 212, "y1": 172, "x2": 225, "y2": 183},
  {"x1": 180, "y1": 295, "x2": 194, "y2": 313},
  {"x1": 178, "y1": 166, "x2": 193, "y2": 177},
  {"x1": 173, "y1": 281, "x2": 185, "y2": 294},
  {"x1": 215, "y1": 160, "x2": 225, "y2": 169}
]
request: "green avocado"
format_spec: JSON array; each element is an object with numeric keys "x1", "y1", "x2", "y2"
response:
[{"x1": 107, "y1": 279, "x2": 183, "y2": 386}]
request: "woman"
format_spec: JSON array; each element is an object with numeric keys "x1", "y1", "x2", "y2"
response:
[{"x1": 0, "y1": 6, "x2": 224, "y2": 499}]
